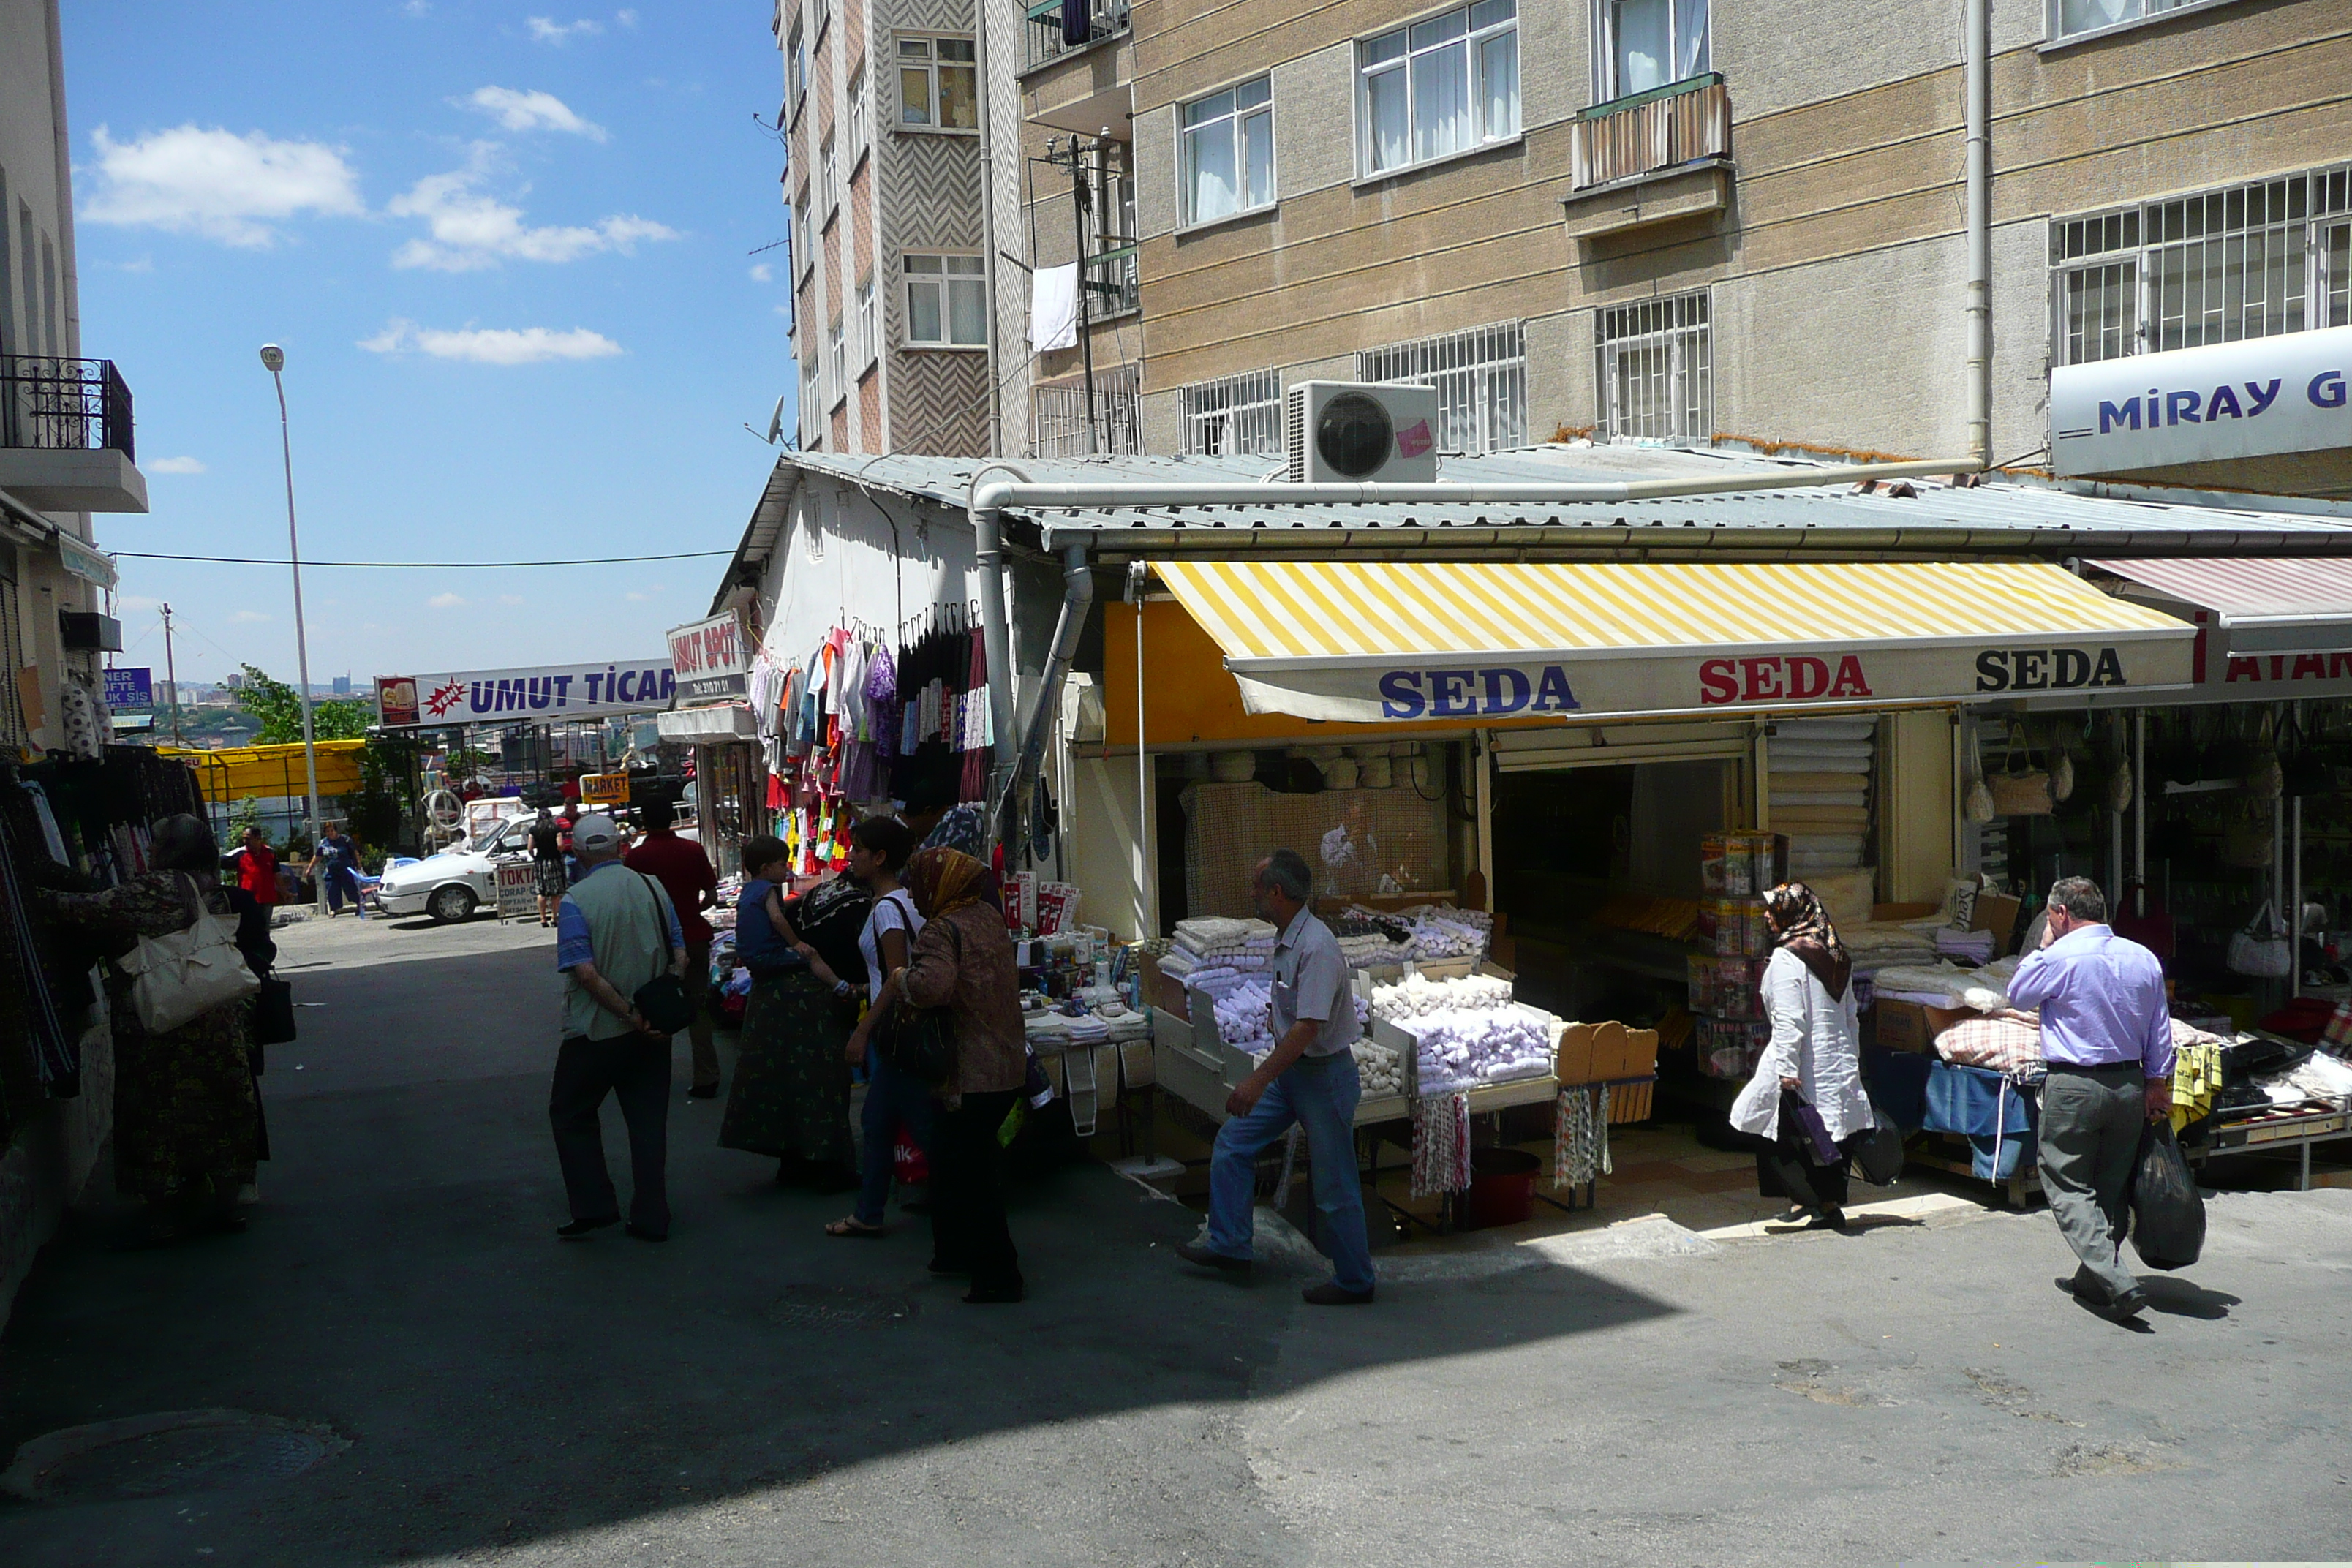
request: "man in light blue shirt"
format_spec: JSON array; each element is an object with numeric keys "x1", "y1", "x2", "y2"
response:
[
  {"x1": 2006, "y1": 875, "x2": 2174, "y2": 1319},
  {"x1": 549, "y1": 813, "x2": 685, "y2": 1242}
]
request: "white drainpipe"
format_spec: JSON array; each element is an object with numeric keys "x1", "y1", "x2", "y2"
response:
[{"x1": 1964, "y1": 0, "x2": 1992, "y2": 467}]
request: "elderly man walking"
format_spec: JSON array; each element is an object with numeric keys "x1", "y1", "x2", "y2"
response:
[
  {"x1": 1177, "y1": 848, "x2": 1376, "y2": 1305},
  {"x1": 2005, "y1": 875, "x2": 2174, "y2": 1320},
  {"x1": 549, "y1": 813, "x2": 687, "y2": 1242}
]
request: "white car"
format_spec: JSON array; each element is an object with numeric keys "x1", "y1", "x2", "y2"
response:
[{"x1": 374, "y1": 815, "x2": 536, "y2": 923}]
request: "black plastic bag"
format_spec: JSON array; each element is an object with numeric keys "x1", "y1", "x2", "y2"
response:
[
  {"x1": 2128, "y1": 1121, "x2": 2205, "y2": 1270},
  {"x1": 252, "y1": 977, "x2": 296, "y2": 1049},
  {"x1": 1849, "y1": 1121, "x2": 1904, "y2": 1186}
]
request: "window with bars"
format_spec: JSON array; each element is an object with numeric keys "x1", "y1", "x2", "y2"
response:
[
  {"x1": 1358, "y1": 321, "x2": 1527, "y2": 453},
  {"x1": 1032, "y1": 364, "x2": 1142, "y2": 457},
  {"x1": 1595, "y1": 293, "x2": 1711, "y2": 440},
  {"x1": 2051, "y1": 166, "x2": 2352, "y2": 366},
  {"x1": 1181, "y1": 368, "x2": 1283, "y2": 456}
]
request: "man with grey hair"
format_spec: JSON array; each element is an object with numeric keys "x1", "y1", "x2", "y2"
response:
[
  {"x1": 1177, "y1": 848, "x2": 1376, "y2": 1305},
  {"x1": 2006, "y1": 875, "x2": 2174, "y2": 1320}
]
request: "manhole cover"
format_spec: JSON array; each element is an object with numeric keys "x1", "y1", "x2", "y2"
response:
[
  {"x1": 769, "y1": 1285, "x2": 917, "y2": 1330},
  {"x1": 1, "y1": 1410, "x2": 349, "y2": 1503}
]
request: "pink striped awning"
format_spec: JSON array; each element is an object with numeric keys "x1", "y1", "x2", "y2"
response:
[{"x1": 2095, "y1": 558, "x2": 2352, "y2": 654}]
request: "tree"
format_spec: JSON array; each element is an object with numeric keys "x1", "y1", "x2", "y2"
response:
[
  {"x1": 237, "y1": 664, "x2": 372, "y2": 744},
  {"x1": 347, "y1": 734, "x2": 416, "y2": 854}
]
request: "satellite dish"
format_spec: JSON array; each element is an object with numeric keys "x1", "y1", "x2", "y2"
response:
[{"x1": 764, "y1": 394, "x2": 786, "y2": 445}]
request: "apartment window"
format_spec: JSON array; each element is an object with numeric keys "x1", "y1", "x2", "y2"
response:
[
  {"x1": 1360, "y1": 320, "x2": 1527, "y2": 453},
  {"x1": 1595, "y1": 293, "x2": 1712, "y2": 441},
  {"x1": 903, "y1": 253, "x2": 985, "y2": 345},
  {"x1": 821, "y1": 137, "x2": 839, "y2": 219},
  {"x1": 846, "y1": 71, "x2": 869, "y2": 168},
  {"x1": 829, "y1": 317, "x2": 847, "y2": 406},
  {"x1": 858, "y1": 276, "x2": 878, "y2": 367},
  {"x1": 899, "y1": 36, "x2": 977, "y2": 129},
  {"x1": 1181, "y1": 368, "x2": 1284, "y2": 456},
  {"x1": 2051, "y1": 0, "x2": 2221, "y2": 41},
  {"x1": 800, "y1": 352, "x2": 820, "y2": 442},
  {"x1": 1032, "y1": 365, "x2": 1142, "y2": 458},
  {"x1": 1359, "y1": 0, "x2": 1519, "y2": 178},
  {"x1": 787, "y1": 26, "x2": 807, "y2": 110},
  {"x1": 2051, "y1": 166, "x2": 2352, "y2": 366},
  {"x1": 1594, "y1": 0, "x2": 1708, "y2": 102},
  {"x1": 1180, "y1": 77, "x2": 1273, "y2": 226},
  {"x1": 794, "y1": 197, "x2": 813, "y2": 280}
]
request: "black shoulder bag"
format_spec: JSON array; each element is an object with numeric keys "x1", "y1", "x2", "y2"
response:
[
  {"x1": 629, "y1": 872, "x2": 695, "y2": 1036},
  {"x1": 877, "y1": 916, "x2": 960, "y2": 1089}
]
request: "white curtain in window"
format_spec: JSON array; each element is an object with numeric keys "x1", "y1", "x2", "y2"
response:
[
  {"x1": 949, "y1": 276, "x2": 986, "y2": 345},
  {"x1": 1672, "y1": 0, "x2": 1708, "y2": 79},
  {"x1": 1411, "y1": 25, "x2": 1470, "y2": 162},
  {"x1": 1243, "y1": 109, "x2": 1273, "y2": 208},
  {"x1": 1184, "y1": 97, "x2": 1240, "y2": 223},
  {"x1": 1480, "y1": 29, "x2": 1518, "y2": 139},
  {"x1": 1368, "y1": 68, "x2": 1409, "y2": 171},
  {"x1": 2059, "y1": 0, "x2": 2139, "y2": 34},
  {"x1": 1613, "y1": 0, "x2": 1670, "y2": 96}
]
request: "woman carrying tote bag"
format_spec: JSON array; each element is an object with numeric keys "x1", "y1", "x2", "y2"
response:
[{"x1": 39, "y1": 814, "x2": 262, "y2": 1245}]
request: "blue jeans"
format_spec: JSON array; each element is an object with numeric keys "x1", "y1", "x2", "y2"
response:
[
  {"x1": 856, "y1": 1044, "x2": 936, "y2": 1227},
  {"x1": 1206, "y1": 1051, "x2": 1374, "y2": 1294}
]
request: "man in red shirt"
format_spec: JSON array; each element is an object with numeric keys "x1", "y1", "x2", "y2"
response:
[
  {"x1": 230, "y1": 826, "x2": 280, "y2": 976},
  {"x1": 624, "y1": 799, "x2": 721, "y2": 1096}
]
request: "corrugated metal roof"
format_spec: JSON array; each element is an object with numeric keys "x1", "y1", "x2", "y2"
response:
[{"x1": 767, "y1": 445, "x2": 2352, "y2": 559}]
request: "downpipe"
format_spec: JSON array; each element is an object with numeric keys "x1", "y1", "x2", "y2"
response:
[
  {"x1": 1964, "y1": 0, "x2": 1992, "y2": 467},
  {"x1": 999, "y1": 540, "x2": 1094, "y2": 862}
]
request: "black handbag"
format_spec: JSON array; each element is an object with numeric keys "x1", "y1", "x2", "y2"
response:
[
  {"x1": 253, "y1": 977, "x2": 297, "y2": 1048},
  {"x1": 1849, "y1": 1120, "x2": 1905, "y2": 1186},
  {"x1": 877, "y1": 920, "x2": 960, "y2": 1089},
  {"x1": 629, "y1": 873, "x2": 695, "y2": 1036}
]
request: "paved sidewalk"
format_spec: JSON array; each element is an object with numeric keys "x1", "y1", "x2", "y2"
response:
[{"x1": 1, "y1": 914, "x2": 2348, "y2": 1566}]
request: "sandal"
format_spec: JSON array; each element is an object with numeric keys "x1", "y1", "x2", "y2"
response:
[{"x1": 825, "y1": 1217, "x2": 886, "y2": 1239}]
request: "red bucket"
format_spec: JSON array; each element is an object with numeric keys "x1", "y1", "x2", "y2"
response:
[{"x1": 1462, "y1": 1147, "x2": 1542, "y2": 1230}]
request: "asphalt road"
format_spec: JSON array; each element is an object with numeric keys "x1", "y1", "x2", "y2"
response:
[{"x1": 1, "y1": 910, "x2": 2348, "y2": 1566}]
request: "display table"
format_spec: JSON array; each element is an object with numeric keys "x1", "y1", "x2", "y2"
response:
[
  {"x1": 1151, "y1": 1008, "x2": 1556, "y2": 1128},
  {"x1": 2189, "y1": 1098, "x2": 2352, "y2": 1191}
]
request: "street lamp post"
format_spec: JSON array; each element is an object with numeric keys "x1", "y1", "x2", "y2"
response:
[{"x1": 259, "y1": 344, "x2": 324, "y2": 911}]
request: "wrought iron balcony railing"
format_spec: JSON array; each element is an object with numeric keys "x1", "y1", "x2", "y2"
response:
[
  {"x1": 0, "y1": 356, "x2": 135, "y2": 462},
  {"x1": 1024, "y1": 0, "x2": 1129, "y2": 72}
]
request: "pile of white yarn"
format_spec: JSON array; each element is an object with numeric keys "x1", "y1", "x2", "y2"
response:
[
  {"x1": 1391, "y1": 1007, "x2": 1552, "y2": 1093},
  {"x1": 1369, "y1": 972, "x2": 1512, "y2": 1021},
  {"x1": 1353, "y1": 1039, "x2": 1405, "y2": 1096}
]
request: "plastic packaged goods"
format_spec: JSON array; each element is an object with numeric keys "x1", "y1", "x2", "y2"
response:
[
  {"x1": 1394, "y1": 1006, "x2": 1554, "y2": 1094},
  {"x1": 1353, "y1": 1039, "x2": 1405, "y2": 1096},
  {"x1": 1368, "y1": 970, "x2": 1513, "y2": 1022}
]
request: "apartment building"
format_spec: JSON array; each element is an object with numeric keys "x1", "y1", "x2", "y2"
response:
[
  {"x1": 993, "y1": 0, "x2": 2348, "y2": 494},
  {"x1": 0, "y1": 0, "x2": 146, "y2": 755},
  {"x1": 777, "y1": 0, "x2": 994, "y2": 456}
]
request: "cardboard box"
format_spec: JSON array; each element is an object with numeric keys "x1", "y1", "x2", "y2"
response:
[
  {"x1": 1872, "y1": 999, "x2": 1969, "y2": 1053},
  {"x1": 1971, "y1": 893, "x2": 2024, "y2": 954}
]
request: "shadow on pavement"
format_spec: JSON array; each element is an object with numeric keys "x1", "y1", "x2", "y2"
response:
[
  {"x1": 2141, "y1": 1276, "x2": 2239, "y2": 1319},
  {"x1": 0, "y1": 943, "x2": 1679, "y2": 1567}
]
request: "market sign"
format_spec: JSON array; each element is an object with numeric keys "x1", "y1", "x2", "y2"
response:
[
  {"x1": 375, "y1": 657, "x2": 676, "y2": 728},
  {"x1": 577, "y1": 772, "x2": 629, "y2": 806},
  {"x1": 666, "y1": 612, "x2": 751, "y2": 704},
  {"x1": 1156, "y1": 559, "x2": 2201, "y2": 725},
  {"x1": 2051, "y1": 324, "x2": 2352, "y2": 476},
  {"x1": 104, "y1": 666, "x2": 152, "y2": 709}
]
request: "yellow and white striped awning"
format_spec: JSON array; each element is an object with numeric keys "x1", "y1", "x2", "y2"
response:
[{"x1": 1155, "y1": 559, "x2": 2195, "y2": 723}]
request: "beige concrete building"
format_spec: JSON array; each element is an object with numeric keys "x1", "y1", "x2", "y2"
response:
[{"x1": 993, "y1": 0, "x2": 2350, "y2": 492}]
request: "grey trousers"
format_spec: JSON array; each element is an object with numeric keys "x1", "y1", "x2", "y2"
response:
[
  {"x1": 682, "y1": 940, "x2": 718, "y2": 1090},
  {"x1": 2037, "y1": 1063, "x2": 2145, "y2": 1302}
]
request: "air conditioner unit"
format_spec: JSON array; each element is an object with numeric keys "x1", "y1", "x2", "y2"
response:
[{"x1": 1283, "y1": 381, "x2": 1441, "y2": 483}]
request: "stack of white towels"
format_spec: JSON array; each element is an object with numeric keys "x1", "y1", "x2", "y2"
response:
[
  {"x1": 1770, "y1": 716, "x2": 1875, "y2": 881},
  {"x1": 1158, "y1": 916, "x2": 1278, "y2": 979}
]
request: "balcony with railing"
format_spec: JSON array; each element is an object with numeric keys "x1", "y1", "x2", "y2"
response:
[
  {"x1": 1085, "y1": 243, "x2": 1139, "y2": 317},
  {"x1": 1562, "y1": 75, "x2": 1733, "y2": 244},
  {"x1": 0, "y1": 355, "x2": 148, "y2": 512},
  {"x1": 1024, "y1": 0, "x2": 1129, "y2": 73}
]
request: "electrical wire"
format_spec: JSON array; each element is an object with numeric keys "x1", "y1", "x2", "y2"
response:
[{"x1": 110, "y1": 549, "x2": 733, "y2": 568}]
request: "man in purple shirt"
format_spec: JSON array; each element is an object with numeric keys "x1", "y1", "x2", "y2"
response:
[{"x1": 2006, "y1": 875, "x2": 2174, "y2": 1319}]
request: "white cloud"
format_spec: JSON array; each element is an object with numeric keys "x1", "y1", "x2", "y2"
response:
[
  {"x1": 386, "y1": 148, "x2": 675, "y2": 271},
  {"x1": 616, "y1": 9, "x2": 638, "y2": 26},
  {"x1": 146, "y1": 455, "x2": 207, "y2": 474},
  {"x1": 402, "y1": 0, "x2": 431, "y2": 15},
  {"x1": 749, "y1": 262, "x2": 772, "y2": 283},
  {"x1": 111, "y1": 256, "x2": 156, "y2": 274},
  {"x1": 361, "y1": 317, "x2": 624, "y2": 364},
  {"x1": 230, "y1": 609, "x2": 270, "y2": 623},
  {"x1": 464, "y1": 87, "x2": 607, "y2": 141},
  {"x1": 528, "y1": 16, "x2": 603, "y2": 42},
  {"x1": 428, "y1": 592, "x2": 467, "y2": 608},
  {"x1": 80, "y1": 124, "x2": 364, "y2": 247},
  {"x1": 118, "y1": 594, "x2": 162, "y2": 613},
  {"x1": 623, "y1": 583, "x2": 666, "y2": 601},
  {"x1": 497, "y1": 594, "x2": 524, "y2": 606}
]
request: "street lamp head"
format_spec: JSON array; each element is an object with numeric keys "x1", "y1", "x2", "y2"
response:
[{"x1": 259, "y1": 344, "x2": 284, "y2": 372}]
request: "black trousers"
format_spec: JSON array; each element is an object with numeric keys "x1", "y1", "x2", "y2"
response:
[
  {"x1": 549, "y1": 1033, "x2": 671, "y2": 1235},
  {"x1": 930, "y1": 1089, "x2": 1022, "y2": 1294},
  {"x1": 1755, "y1": 1089, "x2": 1851, "y2": 1213},
  {"x1": 227, "y1": 887, "x2": 276, "y2": 978}
]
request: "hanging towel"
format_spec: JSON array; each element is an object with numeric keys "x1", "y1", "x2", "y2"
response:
[{"x1": 1030, "y1": 262, "x2": 1079, "y2": 352}]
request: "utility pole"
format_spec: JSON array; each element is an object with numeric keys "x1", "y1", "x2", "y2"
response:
[
  {"x1": 160, "y1": 602, "x2": 183, "y2": 745},
  {"x1": 259, "y1": 344, "x2": 323, "y2": 894}
]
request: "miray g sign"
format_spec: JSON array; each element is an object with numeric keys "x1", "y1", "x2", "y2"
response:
[{"x1": 2051, "y1": 324, "x2": 2352, "y2": 476}]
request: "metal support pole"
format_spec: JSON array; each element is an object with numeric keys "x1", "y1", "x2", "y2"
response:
[
  {"x1": 2293, "y1": 794, "x2": 2304, "y2": 998},
  {"x1": 1068, "y1": 138, "x2": 1100, "y2": 455},
  {"x1": 1963, "y1": 0, "x2": 1992, "y2": 466},
  {"x1": 160, "y1": 603, "x2": 183, "y2": 746},
  {"x1": 263, "y1": 353, "x2": 324, "y2": 904},
  {"x1": 2133, "y1": 710, "x2": 2146, "y2": 916}
]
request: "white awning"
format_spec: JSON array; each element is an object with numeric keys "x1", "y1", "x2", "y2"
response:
[{"x1": 656, "y1": 703, "x2": 759, "y2": 742}]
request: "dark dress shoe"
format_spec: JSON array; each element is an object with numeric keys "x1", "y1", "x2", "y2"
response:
[
  {"x1": 557, "y1": 1217, "x2": 619, "y2": 1240},
  {"x1": 1175, "y1": 1240, "x2": 1251, "y2": 1274},
  {"x1": 927, "y1": 1257, "x2": 971, "y2": 1276},
  {"x1": 962, "y1": 1282, "x2": 1025, "y2": 1304},
  {"x1": 1302, "y1": 1281, "x2": 1376, "y2": 1305},
  {"x1": 687, "y1": 1084, "x2": 719, "y2": 1099},
  {"x1": 625, "y1": 1224, "x2": 668, "y2": 1243}
]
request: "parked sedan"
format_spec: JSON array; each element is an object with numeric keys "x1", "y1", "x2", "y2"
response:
[{"x1": 373, "y1": 816, "x2": 535, "y2": 923}]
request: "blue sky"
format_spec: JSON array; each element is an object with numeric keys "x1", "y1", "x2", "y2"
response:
[{"x1": 63, "y1": 1, "x2": 793, "y2": 692}]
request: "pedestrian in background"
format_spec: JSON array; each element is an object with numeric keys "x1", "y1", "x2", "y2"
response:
[
  {"x1": 830, "y1": 815, "x2": 927, "y2": 1239},
  {"x1": 549, "y1": 813, "x2": 685, "y2": 1242},
  {"x1": 625, "y1": 799, "x2": 721, "y2": 1098},
  {"x1": 898, "y1": 846, "x2": 1027, "y2": 1303},
  {"x1": 2007, "y1": 875, "x2": 2175, "y2": 1321},
  {"x1": 1178, "y1": 848, "x2": 1376, "y2": 1306},
  {"x1": 1733, "y1": 882, "x2": 1874, "y2": 1233},
  {"x1": 225, "y1": 826, "x2": 279, "y2": 977},
  {"x1": 528, "y1": 807, "x2": 567, "y2": 927},
  {"x1": 310, "y1": 821, "x2": 365, "y2": 919}
]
